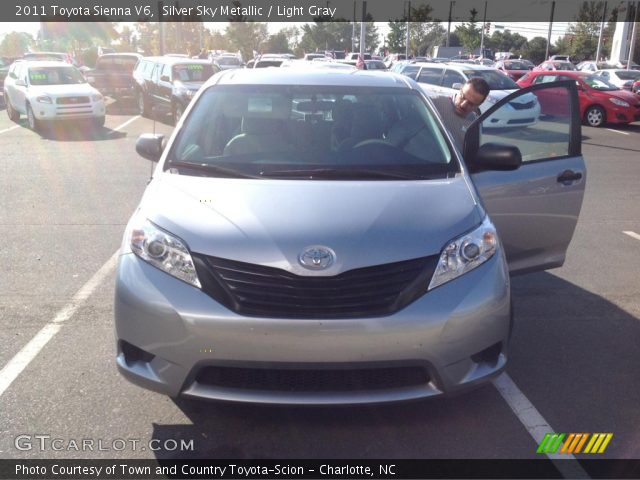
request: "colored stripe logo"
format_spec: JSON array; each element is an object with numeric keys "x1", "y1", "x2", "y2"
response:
[{"x1": 537, "y1": 433, "x2": 613, "y2": 454}]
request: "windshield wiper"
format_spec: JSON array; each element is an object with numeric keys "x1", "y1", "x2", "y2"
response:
[
  {"x1": 167, "y1": 161, "x2": 263, "y2": 179},
  {"x1": 261, "y1": 167, "x2": 438, "y2": 180}
]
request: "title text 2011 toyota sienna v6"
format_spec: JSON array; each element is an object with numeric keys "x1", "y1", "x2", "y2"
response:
[{"x1": 115, "y1": 68, "x2": 585, "y2": 405}]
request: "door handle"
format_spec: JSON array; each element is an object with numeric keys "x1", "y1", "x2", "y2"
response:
[{"x1": 557, "y1": 170, "x2": 582, "y2": 184}]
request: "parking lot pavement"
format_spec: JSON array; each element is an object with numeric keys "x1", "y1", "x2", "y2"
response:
[{"x1": 0, "y1": 108, "x2": 639, "y2": 462}]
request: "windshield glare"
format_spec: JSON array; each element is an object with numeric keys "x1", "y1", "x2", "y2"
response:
[
  {"x1": 464, "y1": 69, "x2": 518, "y2": 89},
  {"x1": 172, "y1": 64, "x2": 215, "y2": 82},
  {"x1": 28, "y1": 67, "x2": 85, "y2": 85},
  {"x1": 167, "y1": 85, "x2": 456, "y2": 180},
  {"x1": 584, "y1": 75, "x2": 619, "y2": 91}
]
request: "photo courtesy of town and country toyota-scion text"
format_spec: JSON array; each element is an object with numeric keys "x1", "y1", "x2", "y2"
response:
[{"x1": 1, "y1": 0, "x2": 640, "y2": 478}]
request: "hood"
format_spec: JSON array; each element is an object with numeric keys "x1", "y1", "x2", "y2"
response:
[
  {"x1": 605, "y1": 88, "x2": 639, "y2": 103},
  {"x1": 137, "y1": 174, "x2": 482, "y2": 276},
  {"x1": 28, "y1": 83, "x2": 98, "y2": 97}
]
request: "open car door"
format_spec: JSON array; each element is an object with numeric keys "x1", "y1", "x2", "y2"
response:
[{"x1": 463, "y1": 80, "x2": 586, "y2": 275}]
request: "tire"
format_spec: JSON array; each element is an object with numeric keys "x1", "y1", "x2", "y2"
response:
[
  {"x1": 26, "y1": 104, "x2": 40, "y2": 131},
  {"x1": 6, "y1": 98, "x2": 20, "y2": 122},
  {"x1": 137, "y1": 91, "x2": 150, "y2": 117},
  {"x1": 172, "y1": 102, "x2": 184, "y2": 126},
  {"x1": 584, "y1": 105, "x2": 605, "y2": 127},
  {"x1": 93, "y1": 115, "x2": 105, "y2": 128}
]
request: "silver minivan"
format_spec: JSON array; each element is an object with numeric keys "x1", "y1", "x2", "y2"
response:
[{"x1": 115, "y1": 69, "x2": 585, "y2": 404}]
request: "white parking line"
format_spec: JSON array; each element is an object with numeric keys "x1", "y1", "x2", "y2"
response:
[
  {"x1": 0, "y1": 125, "x2": 20, "y2": 135},
  {"x1": 0, "y1": 250, "x2": 119, "y2": 398},
  {"x1": 623, "y1": 231, "x2": 640, "y2": 241},
  {"x1": 492, "y1": 373, "x2": 591, "y2": 478},
  {"x1": 605, "y1": 128, "x2": 629, "y2": 135},
  {"x1": 109, "y1": 115, "x2": 141, "y2": 134}
]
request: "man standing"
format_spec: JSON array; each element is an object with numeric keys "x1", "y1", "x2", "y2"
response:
[{"x1": 429, "y1": 77, "x2": 490, "y2": 151}]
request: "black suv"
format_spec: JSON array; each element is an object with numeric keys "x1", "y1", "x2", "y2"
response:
[{"x1": 133, "y1": 56, "x2": 220, "y2": 125}]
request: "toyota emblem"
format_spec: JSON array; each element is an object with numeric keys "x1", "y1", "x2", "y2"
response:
[{"x1": 299, "y1": 246, "x2": 335, "y2": 270}]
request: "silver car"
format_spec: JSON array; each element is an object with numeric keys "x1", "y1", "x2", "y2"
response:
[{"x1": 115, "y1": 69, "x2": 585, "y2": 405}]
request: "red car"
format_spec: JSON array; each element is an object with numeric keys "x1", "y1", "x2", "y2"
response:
[
  {"x1": 518, "y1": 70, "x2": 640, "y2": 127},
  {"x1": 633, "y1": 79, "x2": 640, "y2": 94},
  {"x1": 495, "y1": 59, "x2": 532, "y2": 80}
]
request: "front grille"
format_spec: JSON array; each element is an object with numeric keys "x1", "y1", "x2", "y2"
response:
[
  {"x1": 509, "y1": 100, "x2": 535, "y2": 110},
  {"x1": 195, "y1": 365, "x2": 430, "y2": 392},
  {"x1": 508, "y1": 118, "x2": 535, "y2": 124},
  {"x1": 56, "y1": 96, "x2": 90, "y2": 105},
  {"x1": 193, "y1": 254, "x2": 438, "y2": 319}
]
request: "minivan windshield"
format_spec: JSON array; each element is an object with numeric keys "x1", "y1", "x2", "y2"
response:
[
  {"x1": 463, "y1": 69, "x2": 519, "y2": 90},
  {"x1": 172, "y1": 63, "x2": 215, "y2": 82},
  {"x1": 167, "y1": 85, "x2": 456, "y2": 180}
]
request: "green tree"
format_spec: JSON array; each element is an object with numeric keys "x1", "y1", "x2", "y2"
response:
[
  {"x1": 519, "y1": 36, "x2": 549, "y2": 64},
  {"x1": 454, "y1": 8, "x2": 481, "y2": 53},
  {"x1": 0, "y1": 32, "x2": 34, "y2": 57},
  {"x1": 264, "y1": 31, "x2": 292, "y2": 54},
  {"x1": 225, "y1": 23, "x2": 269, "y2": 60}
]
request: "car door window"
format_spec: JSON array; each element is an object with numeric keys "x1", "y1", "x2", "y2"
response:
[
  {"x1": 533, "y1": 74, "x2": 558, "y2": 84},
  {"x1": 400, "y1": 65, "x2": 420, "y2": 80},
  {"x1": 417, "y1": 67, "x2": 444, "y2": 85},
  {"x1": 442, "y1": 70, "x2": 465, "y2": 88},
  {"x1": 161, "y1": 63, "x2": 172, "y2": 81},
  {"x1": 478, "y1": 83, "x2": 573, "y2": 163}
]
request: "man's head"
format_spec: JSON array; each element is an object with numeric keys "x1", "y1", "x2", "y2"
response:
[{"x1": 453, "y1": 77, "x2": 490, "y2": 116}]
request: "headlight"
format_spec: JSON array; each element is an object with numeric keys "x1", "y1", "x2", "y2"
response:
[
  {"x1": 609, "y1": 98, "x2": 630, "y2": 107},
  {"x1": 36, "y1": 95, "x2": 52, "y2": 104},
  {"x1": 91, "y1": 93, "x2": 103, "y2": 102},
  {"x1": 429, "y1": 216, "x2": 498, "y2": 290},
  {"x1": 127, "y1": 217, "x2": 201, "y2": 288}
]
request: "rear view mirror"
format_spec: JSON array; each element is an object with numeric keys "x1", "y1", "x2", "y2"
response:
[{"x1": 136, "y1": 134, "x2": 165, "y2": 162}]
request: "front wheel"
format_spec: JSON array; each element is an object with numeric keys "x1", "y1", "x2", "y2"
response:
[
  {"x1": 93, "y1": 115, "x2": 105, "y2": 128},
  {"x1": 26, "y1": 104, "x2": 40, "y2": 131},
  {"x1": 137, "y1": 91, "x2": 150, "y2": 117},
  {"x1": 584, "y1": 105, "x2": 605, "y2": 127},
  {"x1": 172, "y1": 103, "x2": 184, "y2": 126},
  {"x1": 6, "y1": 96, "x2": 21, "y2": 122}
]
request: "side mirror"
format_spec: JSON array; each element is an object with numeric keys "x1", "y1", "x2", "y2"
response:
[
  {"x1": 470, "y1": 142, "x2": 522, "y2": 171},
  {"x1": 160, "y1": 75, "x2": 170, "y2": 82},
  {"x1": 136, "y1": 134, "x2": 165, "y2": 162},
  {"x1": 451, "y1": 82, "x2": 463, "y2": 90},
  {"x1": 15, "y1": 79, "x2": 26, "y2": 87}
]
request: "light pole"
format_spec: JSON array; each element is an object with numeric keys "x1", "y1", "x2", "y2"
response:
[
  {"x1": 628, "y1": 2, "x2": 638, "y2": 70},
  {"x1": 545, "y1": 1, "x2": 555, "y2": 61},
  {"x1": 595, "y1": 1, "x2": 607, "y2": 63},
  {"x1": 446, "y1": 1, "x2": 455, "y2": 47},
  {"x1": 480, "y1": 1, "x2": 487, "y2": 58},
  {"x1": 405, "y1": 1, "x2": 411, "y2": 58}
]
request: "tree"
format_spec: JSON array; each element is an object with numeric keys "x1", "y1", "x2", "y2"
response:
[
  {"x1": 454, "y1": 8, "x2": 481, "y2": 53},
  {"x1": 225, "y1": 23, "x2": 269, "y2": 60},
  {"x1": 486, "y1": 30, "x2": 528, "y2": 54},
  {"x1": 264, "y1": 31, "x2": 292, "y2": 54},
  {"x1": 386, "y1": 4, "x2": 443, "y2": 56},
  {"x1": 0, "y1": 32, "x2": 34, "y2": 57},
  {"x1": 519, "y1": 36, "x2": 548, "y2": 64}
]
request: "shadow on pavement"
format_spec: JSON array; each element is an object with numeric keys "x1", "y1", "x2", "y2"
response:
[
  {"x1": 143, "y1": 272, "x2": 640, "y2": 464},
  {"x1": 36, "y1": 121, "x2": 126, "y2": 141}
]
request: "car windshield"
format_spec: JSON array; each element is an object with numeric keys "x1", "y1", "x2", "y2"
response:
[
  {"x1": 615, "y1": 70, "x2": 640, "y2": 80},
  {"x1": 463, "y1": 69, "x2": 519, "y2": 89},
  {"x1": 365, "y1": 61, "x2": 386, "y2": 70},
  {"x1": 96, "y1": 56, "x2": 139, "y2": 72},
  {"x1": 217, "y1": 57, "x2": 241, "y2": 66},
  {"x1": 28, "y1": 66, "x2": 85, "y2": 85},
  {"x1": 172, "y1": 64, "x2": 215, "y2": 82},
  {"x1": 167, "y1": 85, "x2": 456, "y2": 180},
  {"x1": 503, "y1": 61, "x2": 529, "y2": 70},
  {"x1": 583, "y1": 75, "x2": 619, "y2": 91},
  {"x1": 555, "y1": 62, "x2": 576, "y2": 70}
]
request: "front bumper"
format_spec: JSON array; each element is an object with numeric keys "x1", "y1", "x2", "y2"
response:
[
  {"x1": 31, "y1": 100, "x2": 105, "y2": 121},
  {"x1": 114, "y1": 251, "x2": 511, "y2": 405}
]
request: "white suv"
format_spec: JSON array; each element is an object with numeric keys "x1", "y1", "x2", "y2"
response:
[
  {"x1": 3, "y1": 60, "x2": 105, "y2": 131},
  {"x1": 407, "y1": 62, "x2": 541, "y2": 127}
]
